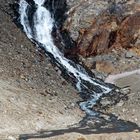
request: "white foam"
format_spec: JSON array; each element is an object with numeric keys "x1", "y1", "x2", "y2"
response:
[
  {"x1": 34, "y1": 0, "x2": 45, "y2": 6},
  {"x1": 19, "y1": 0, "x2": 32, "y2": 39},
  {"x1": 18, "y1": 0, "x2": 113, "y2": 115}
]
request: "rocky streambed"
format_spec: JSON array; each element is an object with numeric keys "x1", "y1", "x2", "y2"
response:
[{"x1": 0, "y1": 0, "x2": 140, "y2": 139}]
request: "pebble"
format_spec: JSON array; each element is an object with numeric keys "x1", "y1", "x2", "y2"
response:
[
  {"x1": 20, "y1": 75, "x2": 26, "y2": 80},
  {"x1": 133, "y1": 129, "x2": 139, "y2": 132},
  {"x1": 125, "y1": 51, "x2": 135, "y2": 58},
  {"x1": 67, "y1": 102, "x2": 76, "y2": 109},
  {"x1": 135, "y1": 118, "x2": 138, "y2": 121},
  {"x1": 7, "y1": 136, "x2": 16, "y2": 140},
  {"x1": 117, "y1": 101, "x2": 124, "y2": 107},
  {"x1": 122, "y1": 108, "x2": 127, "y2": 113}
]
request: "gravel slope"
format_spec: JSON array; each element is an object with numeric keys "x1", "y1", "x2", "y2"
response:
[{"x1": 0, "y1": 0, "x2": 139, "y2": 139}]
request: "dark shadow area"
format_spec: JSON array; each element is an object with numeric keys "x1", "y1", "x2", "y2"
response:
[{"x1": 19, "y1": 113, "x2": 140, "y2": 140}]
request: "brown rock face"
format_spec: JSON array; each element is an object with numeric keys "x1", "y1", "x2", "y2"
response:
[
  {"x1": 76, "y1": 14, "x2": 118, "y2": 57},
  {"x1": 65, "y1": 0, "x2": 140, "y2": 57},
  {"x1": 96, "y1": 61, "x2": 116, "y2": 74},
  {"x1": 115, "y1": 12, "x2": 140, "y2": 49}
]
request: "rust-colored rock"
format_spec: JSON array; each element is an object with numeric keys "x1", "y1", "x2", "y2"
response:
[
  {"x1": 75, "y1": 13, "x2": 119, "y2": 57},
  {"x1": 115, "y1": 12, "x2": 140, "y2": 49},
  {"x1": 77, "y1": 28, "x2": 110, "y2": 57},
  {"x1": 64, "y1": 0, "x2": 140, "y2": 58},
  {"x1": 96, "y1": 61, "x2": 116, "y2": 74},
  {"x1": 72, "y1": 11, "x2": 140, "y2": 57}
]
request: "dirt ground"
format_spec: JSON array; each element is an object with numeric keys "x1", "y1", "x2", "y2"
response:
[
  {"x1": 0, "y1": 1, "x2": 140, "y2": 140},
  {"x1": 0, "y1": 5, "x2": 84, "y2": 139}
]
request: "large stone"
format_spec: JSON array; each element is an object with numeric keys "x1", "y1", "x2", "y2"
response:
[
  {"x1": 75, "y1": 14, "x2": 118, "y2": 57},
  {"x1": 64, "y1": 0, "x2": 140, "y2": 57},
  {"x1": 96, "y1": 61, "x2": 116, "y2": 74},
  {"x1": 115, "y1": 12, "x2": 140, "y2": 49}
]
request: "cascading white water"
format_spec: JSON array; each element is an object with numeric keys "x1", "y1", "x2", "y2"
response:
[{"x1": 18, "y1": 0, "x2": 114, "y2": 116}]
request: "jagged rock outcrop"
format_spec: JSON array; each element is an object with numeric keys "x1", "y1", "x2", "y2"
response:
[
  {"x1": 64, "y1": 0, "x2": 140, "y2": 57},
  {"x1": 115, "y1": 12, "x2": 140, "y2": 49}
]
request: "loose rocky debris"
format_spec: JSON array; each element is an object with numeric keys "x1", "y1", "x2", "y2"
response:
[{"x1": 0, "y1": 0, "x2": 140, "y2": 139}]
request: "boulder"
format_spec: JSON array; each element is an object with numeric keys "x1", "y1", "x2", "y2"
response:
[{"x1": 64, "y1": 0, "x2": 140, "y2": 57}]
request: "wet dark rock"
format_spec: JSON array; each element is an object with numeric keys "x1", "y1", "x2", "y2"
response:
[
  {"x1": 98, "y1": 90, "x2": 128, "y2": 110},
  {"x1": 44, "y1": 0, "x2": 68, "y2": 28}
]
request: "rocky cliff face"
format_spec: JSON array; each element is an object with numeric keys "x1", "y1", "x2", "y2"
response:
[
  {"x1": 64, "y1": 0, "x2": 140, "y2": 57},
  {"x1": 0, "y1": 0, "x2": 140, "y2": 139}
]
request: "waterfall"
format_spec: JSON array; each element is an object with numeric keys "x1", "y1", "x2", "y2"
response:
[{"x1": 17, "y1": 0, "x2": 117, "y2": 116}]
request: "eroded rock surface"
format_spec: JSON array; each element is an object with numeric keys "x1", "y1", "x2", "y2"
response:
[
  {"x1": 0, "y1": 0, "x2": 140, "y2": 139},
  {"x1": 65, "y1": 0, "x2": 140, "y2": 57}
]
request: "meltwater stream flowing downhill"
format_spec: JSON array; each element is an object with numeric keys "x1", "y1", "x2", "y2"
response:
[{"x1": 18, "y1": 0, "x2": 117, "y2": 116}]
